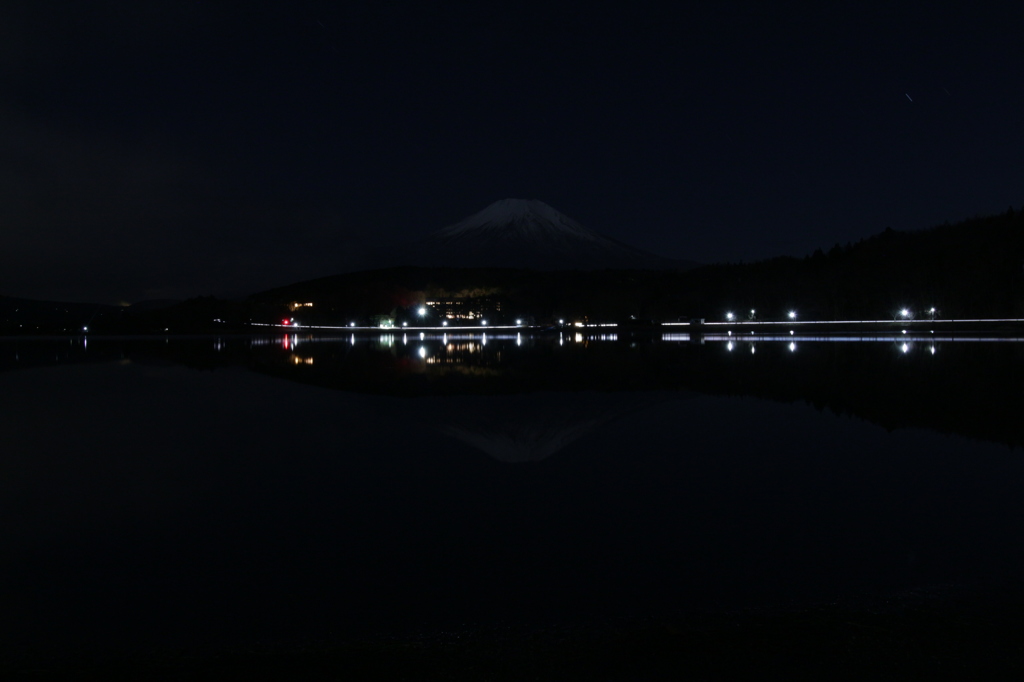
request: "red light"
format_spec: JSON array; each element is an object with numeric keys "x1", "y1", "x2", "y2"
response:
[{"x1": 282, "y1": 319, "x2": 290, "y2": 325}]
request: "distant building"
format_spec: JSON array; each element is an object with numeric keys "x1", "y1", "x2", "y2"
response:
[
  {"x1": 288, "y1": 301, "x2": 314, "y2": 311},
  {"x1": 425, "y1": 297, "x2": 502, "y2": 321}
]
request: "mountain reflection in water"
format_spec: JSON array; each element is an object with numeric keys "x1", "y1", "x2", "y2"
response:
[
  {"x1": 238, "y1": 332, "x2": 1024, "y2": 451},
  {"x1": 426, "y1": 392, "x2": 676, "y2": 462},
  {"x1": 2, "y1": 332, "x2": 1024, "y2": 659},
  {"x1": 2, "y1": 332, "x2": 1023, "y2": 452}
]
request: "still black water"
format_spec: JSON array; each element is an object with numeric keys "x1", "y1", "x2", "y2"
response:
[{"x1": 1, "y1": 332, "x2": 1023, "y2": 657}]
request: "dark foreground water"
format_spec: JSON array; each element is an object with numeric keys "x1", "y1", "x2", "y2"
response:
[{"x1": 1, "y1": 332, "x2": 1023, "y2": 670}]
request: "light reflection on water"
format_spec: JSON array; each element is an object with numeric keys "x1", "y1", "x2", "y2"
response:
[
  {"x1": 1, "y1": 333, "x2": 1024, "y2": 657},
  {"x1": 217, "y1": 331, "x2": 1024, "y2": 453},
  {"x1": 6, "y1": 331, "x2": 1023, "y2": 372}
]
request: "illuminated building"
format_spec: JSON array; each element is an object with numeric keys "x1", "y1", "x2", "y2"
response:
[{"x1": 425, "y1": 297, "x2": 503, "y2": 321}]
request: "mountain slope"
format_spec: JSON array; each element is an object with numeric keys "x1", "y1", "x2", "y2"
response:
[{"x1": 374, "y1": 199, "x2": 688, "y2": 271}]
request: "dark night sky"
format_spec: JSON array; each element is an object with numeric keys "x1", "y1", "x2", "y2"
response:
[{"x1": 2, "y1": 2, "x2": 1022, "y2": 303}]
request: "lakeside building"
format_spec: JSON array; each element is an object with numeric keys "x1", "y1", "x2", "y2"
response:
[{"x1": 425, "y1": 297, "x2": 503, "y2": 321}]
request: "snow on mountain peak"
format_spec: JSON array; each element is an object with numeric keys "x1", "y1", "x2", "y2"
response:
[
  {"x1": 434, "y1": 198, "x2": 602, "y2": 243},
  {"x1": 359, "y1": 198, "x2": 686, "y2": 271}
]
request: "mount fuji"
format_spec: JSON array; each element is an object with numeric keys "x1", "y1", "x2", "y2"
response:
[{"x1": 368, "y1": 199, "x2": 687, "y2": 271}]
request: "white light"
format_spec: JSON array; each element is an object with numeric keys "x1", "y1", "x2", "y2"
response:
[
  {"x1": 516, "y1": 319, "x2": 522, "y2": 325},
  {"x1": 751, "y1": 309, "x2": 755, "y2": 315},
  {"x1": 558, "y1": 319, "x2": 565, "y2": 325},
  {"x1": 929, "y1": 307, "x2": 936, "y2": 313},
  {"x1": 750, "y1": 345, "x2": 756, "y2": 354},
  {"x1": 930, "y1": 345, "x2": 936, "y2": 354},
  {"x1": 402, "y1": 322, "x2": 408, "y2": 327},
  {"x1": 82, "y1": 326, "x2": 88, "y2": 332},
  {"x1": 418, "y1": 307, "x2": 427, "y2": 316},
  {"x1": 902, "y1": 330, "x2": 907, "y2": 334},
  {"x1": 727, "y1": 330, "x2": 732, "y2": 336},
  {"x1": 901, "y1": 343, "x2": 909, "y2": 353},
  {"x1": 350, "y1": 322, "x2": 355, "y2": 327},
  {"x1": 442, "y1": 321, "x2": 447, "y2": 326},
  {"x1": 419, "y1": 332, "x2": 425, "y2": 340},
  {"x1": 789, "y1": 342, "x2": 796, "y2": 352},
  {"x1": 726, "y1": 312, "x2": 734, "y2": 321},
  {"x1": 788, "y1": 311, "x2": 796, "y2": 319},
  {"x1": 900, "y1": 308, "x2": 910, "y2": 317},
  {"x1": 481, "y1": 320, "x2": 488, "y2": 326},
  {"x1": 418, "y1": 346, "x2": 427, "y2": 358},
  {"x1": 789, "y1": 330, "x2": 794, "y2": 336},
  {"x1": 726, "y1": 342, "x2": 734, "y2": 351}
]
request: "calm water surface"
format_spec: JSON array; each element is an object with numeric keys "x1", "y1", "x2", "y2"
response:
[{"x1": 1, "y1": 332, "x2": 1022, "y2": 655}]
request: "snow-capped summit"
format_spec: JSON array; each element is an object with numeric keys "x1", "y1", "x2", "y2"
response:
[
  {"x1": 380, "y1": 199, "x2": 684, "y2": 271},
  {"x1": 433, "y1": 199, "x2": 603, "y2": 244}
]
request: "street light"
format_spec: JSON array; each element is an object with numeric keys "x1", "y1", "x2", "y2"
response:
[
  {"x1": 418, "y1": 307, "x2": 427, "y2": 316},
  {"x1": 787, "y1": 310, "x2": 797, "y2": 319},
  {"x1": 900, "y1": 308, "x2": 910, "y2": 318},
  {"x1": 726, "y1": 312, "x2": 734, "y2": 321}
]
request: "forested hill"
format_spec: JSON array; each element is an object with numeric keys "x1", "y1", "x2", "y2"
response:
[
  {"x1": 254, "y1": 208, "x2": 1024, "y2": 323},
  {"x1": 681, "y1": 207, "x2": 1024, "y2": 320},
  {"x1": 2, "y1": 207, "x2": 1022, "y2": 334}
]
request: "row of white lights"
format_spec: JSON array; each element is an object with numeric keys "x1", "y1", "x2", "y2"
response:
[
  {"x1": 724, "y1": 309, "x2": 797, "y2": 321},
  {"x1": 724, "y1": 307, "x2": 794, "y2": 319},
  {"x1": 724, "y1": 307, "x2": 937, "y2": 321},
  {"x1": 285, "y1": 305, "x2": 942, "y2": 330}
]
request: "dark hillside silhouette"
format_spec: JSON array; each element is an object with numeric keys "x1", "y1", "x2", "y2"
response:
[
  {"x1": 251, "y1": 208, "x2": 1024, "y2": 324},
  {"x1": 3, "y1": 207, "x2": 1022, "y2": 333}
]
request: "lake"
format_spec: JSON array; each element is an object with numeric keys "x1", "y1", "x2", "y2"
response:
[{"x1": 2, "y1": 332, "x2": 1023, "y2": 674}]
